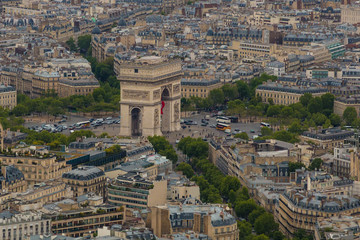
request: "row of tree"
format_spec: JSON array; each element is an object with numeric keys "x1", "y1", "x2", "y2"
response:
[{"x1": 147, "y1": 136, "x2": 178, "y2": 164}]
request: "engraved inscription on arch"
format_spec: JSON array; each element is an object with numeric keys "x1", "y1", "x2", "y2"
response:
[{"x1": 123, "y1": 90, "x2": 150, "y2": 100}]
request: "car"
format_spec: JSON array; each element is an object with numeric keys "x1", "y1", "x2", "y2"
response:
[
  {"x1": 210, "y1": 124, "x2": 216, "y2": 128},
  {"x1": 62, "y1": 115, "x2": 68, "y2": 119},
  {"x1": 202, "y1": 138, "x2": 207, "y2": 141},
  {"x1": 106, "y1": 117, "x2": 112, "y2": 120},
  {"x1": 250, "y1": 129, "x2": 255, "y2": 133},
  {"x1": 69, "y1": 125, "x2": 76, "y2": 130},
  {"x1": 89, "y1": 118, "x2": 95, "y2": 122},
  {"x1": 201, "y1": 119, "x2": 207, "y2": 123},
  {"x1": 180, "y1": 119, "x2": 185, "y2": 124},
  {"x1": 181, "y1": 125, "x2": 187, "y2": 129},
  {"x1": 201, "y1": 123, "x2": 207, "y2": 126},
  {"x1": 175, "y1": 140, "x2": 180, "y2": 144},
  {"x1": 226, "y1": 134, "x2": 231, "y2": 137},
  {"x1": 62, "y1": 125, "x2": 68, "y2": 130},
  {"x1": 192, "y1": 121, "x2": 198, "y2": 125}
]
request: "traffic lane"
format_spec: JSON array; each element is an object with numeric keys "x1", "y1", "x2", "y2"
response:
[{"x1": 181, "y1": 117, "x2": 262, "y2": 137}]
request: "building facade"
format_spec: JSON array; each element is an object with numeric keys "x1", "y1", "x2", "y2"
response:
[
  {"x1": 62, "y1": 166, "x2": 106, "y2": 198},
  {"x1": 256, "y1": 81, "x2": 328, "y2": 105}
]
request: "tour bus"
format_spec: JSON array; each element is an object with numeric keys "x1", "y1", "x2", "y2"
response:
[
  {"x1": 75, "y1": 121, "x2": 91, "y2": 129},
  {"x1": 216, "y1": 123, "x2": 231, "y2": 131},
  {"x1": 216, "y1": 116, "x2": 231, "y2": 124},
  {"x1": 260, "y1": 122, "x2": 271, "y2": 128}
]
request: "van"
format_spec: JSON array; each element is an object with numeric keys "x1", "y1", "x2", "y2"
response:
[{"x1": 224, "y1": 129, "x2": 231, "y2": 133}]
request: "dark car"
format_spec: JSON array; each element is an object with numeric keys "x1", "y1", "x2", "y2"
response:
[
  {"x1": 89, "y1": 118, "x2": 95, "y2": 122},
  {"x1": 181, "y1": 125, "x2": 187, "y2": 129}
]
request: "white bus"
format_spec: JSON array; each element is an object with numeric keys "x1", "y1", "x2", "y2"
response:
[
  {"x1": 260, "y1": 122, "x2": 271, "y2": 128},
  {"x1": 216, "y1": 116, "x2": 231, "y2": 124}
]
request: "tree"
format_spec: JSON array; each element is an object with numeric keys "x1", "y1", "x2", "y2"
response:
[
  {"x1": 266, "y1": 105, "x2": 281, "y2": 117},
  {"x1": 235, "y1": 199, "x2": 258, "y2": 219},
  {"x1": 272, "y1": 130, "x2": 298, "y2": 143},
  {"x1": 288, "y1": 162, "x2": 306, "y2": 172},
  {"x1": 12, "y1": 104, "x2": 29, "y2": 116},
  {"x1": 281, "y1": 106, "x2": 293, "y2": 118},
  {"x1": 308, "y1": 97, "x2": 323, "y2": 114},
  {"x1": 220, "y1": 176, "x2": 241, "y2": 197},
  {"x1": 254, "y1": 213, "x2": 278, "y2": 235},
  {"x1": 293, "y1": 229, "x2": 313, "y2": 240},
  {"x1": 343, "y1": 107, "x2": 358, "y2": 126},
  {"x1": 222, "y1": 84, "x2": 239, "y2": 101},
  {"x1": 77, "y1": 35, "x2": 92, "y2": 55},
  {"x1": 237, "y1": 221, "x2": 252, "y2": 239},
  {"x1": 323, "y1": 119, "x2": 331, "y2": 129},
  {"x1": 66, "y1": 37, "x2": 77, "y2": 52},
  {"x1": 260, "y1": 127, "x2": 272, "y2": 136},
  {"x1": 330, "y1": 113, "x2": 341, "y2": 127},
  {"x1": 312, "y1": 113, "x2": 327, "y2": 126},
  {"x1": 288, "y1": 120, "x2": 304, "y2": 134},
  {"x1": 300, "y1": 93, "x2": 312, "y2": 107},
  {"x1": 236, "y1": 81, "x2": 250, "y2": 100},
  {"x1": 321, "y1": 93, "x2": 335, "y2": 112},
  {"x1": 308, "y1": 158, "x2": 323, "y2": 171},
  {"x1": 176, "y1": 163, "x2": 194, "y2": 179},
  {"x1": 209, "y1": 89, "x2": 225, "y2": 106},
  {"x1": 248, "y1": 207, "x2": 266, "y2": 225},
  {"x1": 234, "y1": 132, "x2": 249, "y2": 140}
]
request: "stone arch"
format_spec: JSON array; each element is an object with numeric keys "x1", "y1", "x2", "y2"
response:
[
  {"x1": 161, "y1": 88, "x2": 171, "y2": 133},
  {"x1": 131, "y1": 107, "x2": 141, "y2": 136}
]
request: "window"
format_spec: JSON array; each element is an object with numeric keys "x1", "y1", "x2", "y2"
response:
[{"x1": 134, "y1": 69, "x2": 138, "y2": 73}]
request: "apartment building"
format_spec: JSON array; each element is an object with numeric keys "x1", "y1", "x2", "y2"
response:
[
  {"x1": 277, "y1": 188, "x2": 360, "y2": 237},
  {"x1": 332, "y1": 145, "x2": 356, "y2": 178},
  {"x1": 256, "y1": 81, "x2": 327, "y2": 105},
  {"x1": 181, "y1": 78, "x2": 222, "y2": 98},
  {"x1": 62, "y1": 166, "x2": 106, "y2": 198},
  {"x1": 232, "y1": 41, "x2": 276, "y2": 59},
  {"x1": 107, "y1": 172, "x2": 167, "y2": 209},
  {"x1": 0, "y1": 155, "x2": 72, "y2": 185},
  {"x1": 49, "y1": 204, "x2": 125, "y2": 237},
  {"x1": 11, "y1": 181, "x2": 73, "y2": 211},
  {"x1": 0, "y1": 211, "x2": 51, "y2": 240},
  {"x1": 147, "y1": 204, "x2": 239, "y2": 240},
  {"x1": 0, "y1": 85, "x2": 17, "y2": 110},
  {"x1": 0, "y1": 165, "x2": 27, "y2": 193},
  {"x1": 341, "y1": 5, "x2": 360, "y2": 24},
  {"x1": 300, "y1": 128, "x2": 354, "y2": 150},
  {"x1": 91, "y1": 33, "x2": 136, "y2": 62}
]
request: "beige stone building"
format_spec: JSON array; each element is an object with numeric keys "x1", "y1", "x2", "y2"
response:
[
  {"x1": 334, "y1": 96, "x2": 360, "y2": 117},
  {"x1": 181, "y1": 78, "x2": 222, "y2": 98},
  {"x1": 231, "y1": 41, "x2": 276, "y2": 59},
  {"x1": 147, "y1": 204, "x2": 239, "y2": 240},
  {"x1": 57, "y1": 78, "x2": 100, "y2": 98},
  {"x1": 91, "y1": 33, "x2": 136, "y2": 62},
  {"x1": 0, "y1": 85, "x2": 17, "y2": 109},
  {"x1": 256, "y1": 81, "x2": 328, "y2": 105},
  {"x1": 0, "y1": 155, "x2": 71, "y2": 185},
  {"x1": 62, "y1": 166, "x2": 106, "y2": 198},
  {"x1": 341, "y1": 5, "x2": 360, "y2": 24},
  {"x1": 117, "y1": 56, "x2": 181, "y2": 137},
  {"x1": 107, "y1": 173, "x2": 167, "y2": 210},
  {"x1": 170, "y1": 182, "x2": 200, "y2": 201},
  {"x1": 50, "y1": 205, "x2": 125, "y2": 238},
  {"x1": 300, "y1": 128, "x2": 354, "y2": 150},
  {"x1": 277, "y1": 188, "x2": 360, "y2": 237},
  {"x1": 0, "y1": 165, "x2": 27, "y2": 193}
]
